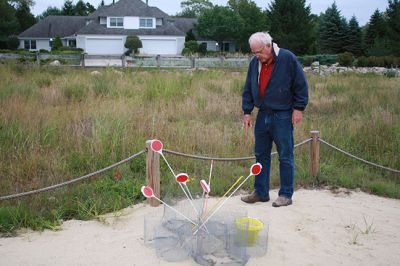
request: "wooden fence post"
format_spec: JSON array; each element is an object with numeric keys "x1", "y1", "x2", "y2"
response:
[
  {"x1": 191, "y1": 56, "x2": 195, "y2": 68},
  {"x1": 36, "y1": 51, "x2": 40, "y2": 65},
  {"x1": 121, "y1": 54, "x2": 126, "y2": 68},
  {"x1": 146, "y1": 140, "x2": 160, "y2": 207},
  {"x1": 156, "y1": 55, "x2": 161, "y2": 68},
  {"x1": 310, "y1": 130, "x2": 320, "y2": 177},
  {"x1": 81, "y1": 53, "x2": 85, "y2": 67}
]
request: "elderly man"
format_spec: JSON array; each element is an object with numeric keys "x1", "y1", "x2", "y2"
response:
[{"x1": 241, "y1": 32, "x2": 308, "y2": 207}]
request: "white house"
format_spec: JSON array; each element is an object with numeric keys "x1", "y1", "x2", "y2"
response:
[{"x1": 18, "y1": 0, "x2": 235, "y2": 55}]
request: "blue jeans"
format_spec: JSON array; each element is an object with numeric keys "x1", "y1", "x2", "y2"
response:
[{"x1": 254, "y1": 110, "x2": 294, "y2": 199}]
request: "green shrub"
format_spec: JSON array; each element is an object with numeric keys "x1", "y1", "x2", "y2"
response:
[
  {"x1": 356, "y1": 56, "x2": 367, "y2": 67},
  {"x1": 53, "y1": 36, "x2": 63, "y2": 50},
  {"x1": 182, "y1": 41, "x2": 199, "y2": 55},
  {"x1": 56, "y1": 47, "x2": 83, "y2": 52},
  {"x1": 125, "y1": 36, "x2": 142, "y2": 55},
  {"x1": 338, "y1": 52, "x2": 354, "y2": 67}
]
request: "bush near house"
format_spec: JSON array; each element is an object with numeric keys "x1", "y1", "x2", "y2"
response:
[
  {"x1": 53, "y1": 36, "x2": 63, "y2": 50},
  {"x1": 124, "y1": 36, "x2": 142, "y2": 55},
  {"x1": 182, "y1": 40, "x2": 200, "y2": 55}
]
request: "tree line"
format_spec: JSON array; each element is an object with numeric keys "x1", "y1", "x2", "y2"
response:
[
  {"x1": 179, "y1": 0, "x2": 400, "y2": 57},
  {"x1": 0, "y1": 0, "x2": 95, "y2": 49},
  {"x1": 1, "y1": 0, "x2": 399, "y2": 58}
]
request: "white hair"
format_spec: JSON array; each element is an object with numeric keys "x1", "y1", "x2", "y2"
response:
[{"x1": 249, "y1": 32, "x2": 273, "y2": 46}]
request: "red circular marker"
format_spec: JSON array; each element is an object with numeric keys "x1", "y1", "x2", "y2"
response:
[
  {"x1": 176, "y1": 173, "x2": 189, "y2": 183},
  {"x1": 200, "y1": 180, "x2": 210, "y2": 193},
  {"x1": 150, "y1": 139, "x2": 163, "y2": 153},
  {"x1": 250, "y1": 163, "x2": 262, "y2": 176},
  {"x1": 141, "y1": 186, "x2": 154, "y2": 198}
]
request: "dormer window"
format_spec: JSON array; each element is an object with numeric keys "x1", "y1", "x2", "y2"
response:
[
  {"x1": 139, "y1": 18, "x2": 153, "y2": 28},
  {"x1": 109, "y1": 17, "x2": 123, "y2": 28}
]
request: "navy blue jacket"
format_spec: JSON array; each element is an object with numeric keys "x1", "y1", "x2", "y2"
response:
[{"x1": 242, "y1": 44, "x2": 308, "y2": 114}]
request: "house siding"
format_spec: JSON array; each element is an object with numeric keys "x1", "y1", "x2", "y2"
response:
[
  {"x1": 19, "y1": 39, "x2": 51, "y2": 51},
  {"x1": 124, "y1": 17, "x2": 139, "y2": 29}
]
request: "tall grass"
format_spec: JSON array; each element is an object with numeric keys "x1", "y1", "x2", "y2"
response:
[{"x1": 0, "y1": 63, "x2": 399, "y2": 234}]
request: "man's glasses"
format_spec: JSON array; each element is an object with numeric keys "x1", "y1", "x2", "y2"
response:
[{"x1": 251, "y1": 45, "x2": 265, "y2": 55}]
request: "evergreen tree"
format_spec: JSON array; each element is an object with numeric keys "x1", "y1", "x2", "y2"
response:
[
  {"x1": 386, "y1": 0, "x2": 400, "y2": 55},
  {"x1": 15, "y1": 0, "x2": 35, "y2": 32},
  {"x1": 319, "y1": 3, "x2": 348, "y2": 54},
  {"x1": 227, "y1": 0, "x2": 266, "y2": 53},
  {"x1": 196, "y1": 6, "x2": 243, "y2": 52},
  {"x1": 53, "y1": 35, "x2": 63, "y2": 50},
  {"x1": 345, "y1": 16, "x2": 362, "y2": 56},
  {"x1": 101, "y1": 0, "x2": 104, "y2": 6},
  {"x1": 74, "y1": 0, "x2": 86, "y2": 15},
  {"x1": 365, "y1": 9, "x2": 387, "y2": 49},
  {"x1": 37, "y1": 6, "x2": 62, "y2": 20},
  {"x1": 86, "y1": 2, "x2": 95, "y2": 14},
  {"x1": 266, "y1": 0, "x2": 315, "y2": 55},
  {"x1": 62, "y1": 0, "x2": 74, "y2": 15}
]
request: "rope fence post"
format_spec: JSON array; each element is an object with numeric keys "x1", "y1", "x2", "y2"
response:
[
  {"x1": 146, "y1": 140, "x2": 160, "y2": 207},
  {"x1": 310, "y1": 130, "x2": 320, "y2": 177}
]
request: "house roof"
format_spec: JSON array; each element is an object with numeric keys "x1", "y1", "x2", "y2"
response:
[
  {"x1": 172, "y1": 17, "x2": 214, "y2": 41},
  {"x1": 172, "y1": 18, "x2": 197, "y2": 35},
  {"x1": 88, "y1": 0, "x2": 168, "y2": 18},
  {"x1": 19, "y1": 16, "x2": 87, "y2": 38},
  {"x1": 76, "y1": 20, "x2": 185, "y2": 36}
]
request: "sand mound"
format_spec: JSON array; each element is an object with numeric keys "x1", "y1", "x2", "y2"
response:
[{"x1": 1, "y1": 189, "x2": 399, "y2": 266}]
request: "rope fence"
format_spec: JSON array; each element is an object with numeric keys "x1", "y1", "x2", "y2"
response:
[
  {"x1": 1, "y1": 130, "x2": 399, "y2": 203},
  {"x1": 319, "y1": 138, "x2": 400, "y2": 173},
  {"x1": 163, "y1": 138, "x2": 312, "y2": 161},
  {"x1": 0, "y1": 150, "x2": 146, "y2": 201}
]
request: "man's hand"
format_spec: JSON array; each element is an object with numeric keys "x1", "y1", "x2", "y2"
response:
[
  {"x1": 243, "y1": 114, "x2": 252, "y2": 129},
  {"x1": 292, "y1": 109, "x2": 303, "y2": 127}
]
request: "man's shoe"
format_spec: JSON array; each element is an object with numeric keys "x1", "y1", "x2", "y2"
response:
[
  {"x1": 272, "y1": 196, "x2": 292, "y2": 207},
  {"x1": 241, "y1": 191, "x2": 269, "y2": 204}
]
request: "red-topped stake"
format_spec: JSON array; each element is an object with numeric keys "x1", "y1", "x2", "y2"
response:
[
  {"x1": 141, "y1": 186, "x2": 154, "y2": 198},
  {"x1": 200, "y1": 180, "x2": 210, "y2": 194},
  {"x1": 150, "y1": 139, "x2": 163, "y2": 153},
  {"x1": 250, "y1": 163, "x2": 262, "y2": 176},
  {"x1": 176, "y1": 173, "x2": 189, "y2": 183}
]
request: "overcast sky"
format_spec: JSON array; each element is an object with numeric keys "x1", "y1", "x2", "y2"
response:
[{"x1": 31, "y1": 0, "x2": 388, "y2": 26}]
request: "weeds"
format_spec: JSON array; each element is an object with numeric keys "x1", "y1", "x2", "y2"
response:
[{"x1": 0, "y1": 64, "x2": 399, "y2": 234}]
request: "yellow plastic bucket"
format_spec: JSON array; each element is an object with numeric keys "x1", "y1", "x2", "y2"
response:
[{"x1": 235, "y1": 217, "x2": 264, "y2": 246}]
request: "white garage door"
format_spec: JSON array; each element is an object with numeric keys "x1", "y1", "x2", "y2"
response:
[
  {"x1": 86, "y1": 38, "x2": 124, "y2": 55},
  {"x1": 140, "y1": 39, "x2": 177, "y2": 55}
]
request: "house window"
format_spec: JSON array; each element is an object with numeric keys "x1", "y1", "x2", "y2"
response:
[
  {"x1": 139, "y1": 18, "x2": 153, "y2": 28},
  {"x1": 24, "y1": 40, "x2": 36, "y2": 50},
  {"x1": 110, "y1": 17, "x2": 123, "y2": 27},
  {"x1": 224, "y1": 43, "x2": 230, "y2": 52},
  {"x1": 68, "y1": 40, "x2": 76, "y2": 47}
]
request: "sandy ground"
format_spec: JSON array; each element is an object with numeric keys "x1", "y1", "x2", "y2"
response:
[{"x1": 1, "y1": 188, "x2": 399, "y2": 266}]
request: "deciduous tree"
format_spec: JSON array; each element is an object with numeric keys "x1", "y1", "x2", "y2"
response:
[
  {"x1": 227, "y1": 0, "x2": 266, "y2": 53},
  {"x1": 196, "y1": 5, "x2": 243, "y2": 52}
]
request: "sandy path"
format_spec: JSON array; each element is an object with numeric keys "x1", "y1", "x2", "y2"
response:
[{"x1": 1, "y1": 189, "x2": 399, "y2": 266}]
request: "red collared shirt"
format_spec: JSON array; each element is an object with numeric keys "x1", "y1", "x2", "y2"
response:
[{"x1": 259, "y1": 60, "x2": 274, "y2": 98}]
